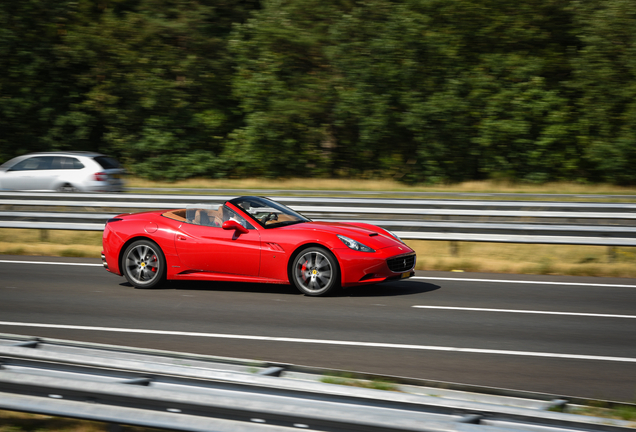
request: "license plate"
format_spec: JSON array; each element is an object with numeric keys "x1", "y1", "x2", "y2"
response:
[{"x1": 401, "y1": 272, "x2": 411, "y2": 279}]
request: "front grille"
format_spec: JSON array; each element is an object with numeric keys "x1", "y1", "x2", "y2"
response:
[{"x1": 387, "y1": 254, "x2": 416, "y2": 273}]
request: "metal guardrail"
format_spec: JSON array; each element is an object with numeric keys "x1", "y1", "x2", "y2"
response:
[
  {"x1": 1, "y1": 333, "x2": 634, "y2": 432},
  {"x1": 1, "y1": 191, "x2": 636, "y2": 246}
]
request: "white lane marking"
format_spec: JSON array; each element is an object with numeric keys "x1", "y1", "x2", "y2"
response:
[
  {"x1": 412, "y1": 276, "x2": 636, "y2": 289},
  {"x1": 0, "y1": 260, "x2": 102, "y2": 267},
  {"x1": 412, "y1": 305, "x2": 636, "y2": 319},
  {"x1": 0, "y1": 321, "x2": 634, "y2": 363}
]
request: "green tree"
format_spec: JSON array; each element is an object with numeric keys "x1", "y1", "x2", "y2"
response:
[
  {"x1": 230, "y1": 0, "x2": 356, "y2": 178},
  {"x1": 330, "y1": 0, "x2": 579, "y2": 183},
  {"x1": 2, "y1": 0, "x2": 635, "y2": 185},
  {"x1": 52, "y1": 0, "x2": 259, "y2": 180},
  {"x1": 231, "y1": 0, "x2": 581, "y2": 183},
  {"x1": 570, "y1": 0, "x2": 636, "y2": 184},
  {"x1": 0, "y1": 0, "x2": 79, "y2": 163}
]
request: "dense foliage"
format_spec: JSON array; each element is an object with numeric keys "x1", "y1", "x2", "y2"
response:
[{"x1": 1, "y1": 0, "x2": 635, "y2": 184}]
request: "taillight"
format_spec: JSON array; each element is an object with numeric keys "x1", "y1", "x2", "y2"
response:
[{"x1": 94, "y1": 172, "x2": 107, "y2": 181}]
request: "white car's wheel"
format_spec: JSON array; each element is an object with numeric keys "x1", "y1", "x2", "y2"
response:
[{"x1": 57, "y1": 183, "x2": 78, "y2": 192}]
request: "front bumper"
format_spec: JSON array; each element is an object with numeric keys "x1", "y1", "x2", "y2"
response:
[{"x1": 334, "y1": 245, "x2": 416, "y2": 287}]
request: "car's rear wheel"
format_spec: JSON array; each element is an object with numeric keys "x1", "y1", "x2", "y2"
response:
[
  {"x1": 122, "y1": 240, "x2": 166, "y2": 289},
  {"x1": 290, "y1": 247, "x2": 340, "y2": 296},
  {"x1": 57, "y1": 183, "x2": 78, "y2": 193}
]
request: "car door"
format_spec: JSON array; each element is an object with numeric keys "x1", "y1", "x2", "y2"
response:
[
  {"x1": 2, "y1": 157, "x2": 51, "y2": 190},
  {"x1": 50, "y1": 156, "x2": 84, "y2": 189},
  {"x1": 30, "y1": 156, "x2": 56, "y2": 190},
  {"x1": 175, "y1": 208, "x2": 261, "y2": 276}
]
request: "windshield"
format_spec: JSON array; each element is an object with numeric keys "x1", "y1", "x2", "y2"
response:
[
  {"x1": 229, "y1": 196, "x2": 310, "y2": 228},
  {"x1": 0, "y1": 160, "x2": 15, "y2": 170}
]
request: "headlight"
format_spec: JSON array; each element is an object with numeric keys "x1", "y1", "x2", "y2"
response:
[
  {"x1": 385, "y1": 229, "x2": 404, "y2": 243},
  {"x1": 337, "y1": 235, "x2": 375, "y2": 252}
]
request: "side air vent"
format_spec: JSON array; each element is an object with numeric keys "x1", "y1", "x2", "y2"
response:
[{"x1": 266, "y1": 243, "x2": 285, "y2": 252}]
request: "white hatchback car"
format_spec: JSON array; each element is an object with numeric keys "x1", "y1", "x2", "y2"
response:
[{"x1": 0, "y1": 151, "x2": 125, "y2": 192}]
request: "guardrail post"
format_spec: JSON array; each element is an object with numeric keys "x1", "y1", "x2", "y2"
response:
[
  {"x1": 546, "y1": 399, "x2": 569, "y2": 412},
  {"x1": 458, "y1": 414, "x2": 483, "y2": 424},
  {"x1": 258, "y1": 366, "x2": 285, "y2": 376},
  {"x1": 39, "y1": 229, "x2": 49, "y2": 242},
  {"x1": 450, "y1": 241, "x2": 459, "y2": 257}
]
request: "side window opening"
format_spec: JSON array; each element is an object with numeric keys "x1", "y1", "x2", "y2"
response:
[
  {"x1": 222, "y1": 205, "x2": 255, "y2": 229},
  {"x1": 51, "y1": 157, "x2": 84, "y2": 170},
  {"x1": 8, "y1": 157, "x2": 51, "y2": 171},
  {"x1": 185, "y1": 204, "x2": 224, "y2": 228},
  {"x1": 182, "y1": 204, "x2": 255, "y2": 229}
]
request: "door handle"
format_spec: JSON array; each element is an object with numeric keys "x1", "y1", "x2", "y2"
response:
[{"x1": 177, "y1": 235, "x2": 187, "y2": 241}]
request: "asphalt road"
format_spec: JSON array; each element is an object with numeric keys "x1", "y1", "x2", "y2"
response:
[{"x1": 1, "y1": 254, "x2": 635, "y2": 402}]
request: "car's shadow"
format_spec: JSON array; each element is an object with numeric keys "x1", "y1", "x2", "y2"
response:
[
  {"x1": 120, "y1": 279, "x2": 439, "y2": 297},
  {"x1": 342, "y1": 280, "x2": 440, "y2": 297},
  {"x1": 120, "y1": 280, "x2": 299, "y2": 295}
]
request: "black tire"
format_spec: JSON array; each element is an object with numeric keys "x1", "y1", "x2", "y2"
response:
[
  {"x1": 290, "y1": 246, "x2": 340, "y2": 296},
  {"x1": 122, "y1": 240, "x2": 166, "y2": 289},
  {"x1": 57, "y1": 183, "x2": 78, "y2": 192}
]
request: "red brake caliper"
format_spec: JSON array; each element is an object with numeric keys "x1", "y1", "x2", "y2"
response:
[{"x1": 301, "y1": 261, "x2": 308, "y2": 282}]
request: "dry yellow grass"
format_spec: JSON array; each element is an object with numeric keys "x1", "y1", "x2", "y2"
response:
[
  {"x1": 0, "y1": 229, "x2": 102, "y2": 258},
  {"x1": 1, "y1": 228, "x2": 634, "y2": 278},
  {"x1": 127, "y1": 177, "x2": 636, "y2": 196},
  {"x1": 407, "y1": 240, "x2": 636, "y2": 278},
  {"x1": 129, "y1": 176, "x2": 409, "y2": 191},
  {"x1": 0, "y1": 241, "x2": 102, "y2": 257}
]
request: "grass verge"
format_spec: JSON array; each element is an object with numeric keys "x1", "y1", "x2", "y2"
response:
[
  {"x1": 0, "y1": 229, "x2": 102, "y2": 258},
  {"x1": 1, "y1": 229, "x2": 635, "y2": 278},
  {"x1": 320, "y1": 373, "x2": 399, "y2": 391},
  {"x1": 126, "y1": 177, "x2": 636, "y2": 196},
  {"x1": 407, "y1": 241, "x2": 636, "y2": 278},
  {"x1": 567, "y1": 403, "x2": 636, "y2": 422}
]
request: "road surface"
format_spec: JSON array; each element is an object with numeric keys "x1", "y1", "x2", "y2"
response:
[{"x1": 1, "y1": 255, "x2": 635, "y2": 402}]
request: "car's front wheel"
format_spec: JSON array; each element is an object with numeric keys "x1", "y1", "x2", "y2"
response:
[
  {"x1": 290, "y1": 247, "x2": 340, "y2": 296},
  {"x1": 122, "y1": 240, "x2": 166, "y2": 289}
]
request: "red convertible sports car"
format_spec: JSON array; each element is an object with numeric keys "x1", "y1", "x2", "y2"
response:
[{"x1": 102, "y1": 196, "x2": 416, "y2": 296}]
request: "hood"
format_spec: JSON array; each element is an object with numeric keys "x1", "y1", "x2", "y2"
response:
[{"x1": 301, "y1": 221, "x2": 402, "y2": 250}]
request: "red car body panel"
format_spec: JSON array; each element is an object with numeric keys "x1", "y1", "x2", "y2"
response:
[{"x1": 102, "y1": 199, "x2": 416, "y2": 288}]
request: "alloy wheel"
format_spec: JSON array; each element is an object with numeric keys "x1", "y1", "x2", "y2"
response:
[
  {"x1": 124, "y1": 242, "x2": 162, "y2": 287},
  {"x1": 293, "y1": 248, "x2": 338, "y2": 295}
]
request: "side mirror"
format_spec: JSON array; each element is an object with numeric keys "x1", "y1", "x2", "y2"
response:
[{"x1": 222, "y1": 220, "x2": 249, "y2": 235}]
